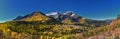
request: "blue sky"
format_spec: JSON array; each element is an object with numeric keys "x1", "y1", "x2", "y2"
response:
[{"x1": 0, "y1": 0, "x2": 120, "y2": 22}]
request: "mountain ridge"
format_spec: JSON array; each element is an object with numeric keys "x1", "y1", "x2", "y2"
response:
[
  {"x1": 0, "y1": 11, "x2": 119, "y2": 39},
  {"x1": 13, "y1": 11, "x2": 52, "y2": 22},
  {"x1": 13, "y1": 11, "x2": 112, "y2": 26}
]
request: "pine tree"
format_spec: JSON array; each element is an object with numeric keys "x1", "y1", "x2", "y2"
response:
[{"x1": 117, "y1": 14, "x2": 120, "y2": 19}]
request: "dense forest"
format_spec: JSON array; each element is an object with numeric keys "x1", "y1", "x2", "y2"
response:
[
  {"x1": 0, "y1": 19, "x2": 119, "y2": 39},
  {"x1": 0, "y1": 12, "x2": 120, "y2": 39}
]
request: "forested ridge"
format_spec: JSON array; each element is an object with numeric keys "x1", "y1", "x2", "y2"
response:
[{"x1": 0, "y1": 12, "x2": 120, "y2": 39}]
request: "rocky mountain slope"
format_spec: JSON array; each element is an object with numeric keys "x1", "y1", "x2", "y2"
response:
[
  {"x1": 13, "y1": 11, "x2": 56, "y2": 23},
  {"x1": 14, "y1": 11, "x2": 112, "y2": 26}
]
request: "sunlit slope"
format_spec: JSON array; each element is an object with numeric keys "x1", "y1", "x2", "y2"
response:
[{"x1": 14, "y1": 11, "x2": 52, "y2": 22}]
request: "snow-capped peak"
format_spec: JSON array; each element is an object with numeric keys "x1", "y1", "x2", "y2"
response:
[
  {"x1": 63, "y1": 11, "x2": 74, "y2": 15},
  {"x1": 63, "y1": 11, "x2": 77, "y2": 17},
  {"x1": 46, "y1": 12, "x2": 60, "y2": 16},
  {"x1": 70, "y1": 13, "x2": 76, "y2": 17}
]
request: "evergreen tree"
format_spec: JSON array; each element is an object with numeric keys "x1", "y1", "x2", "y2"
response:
[{"x1": 117, "y1": 14, "x2": 120, "y2": 19}]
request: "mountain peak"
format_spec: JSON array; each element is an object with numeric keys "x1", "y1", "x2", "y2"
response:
[
  {"x1": 46, "y1": 12, "x2": 61, "y2": 16},
  {"x1": 63, "y1": 11, "x2": 74, "y2": 15},
  {"x1": 13, "y1": 11, "x2": 51, "y2": 21},
  {"x1": 31, "y1": 11, "x2": 46, "y2": 16},
  {"x1": 63, "y1": 11, "x2": 78, "y2": 17}
]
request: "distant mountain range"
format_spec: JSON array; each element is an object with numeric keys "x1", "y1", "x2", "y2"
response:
[{"x1": 13, "y1": 11, "x2": 113, "y2": 26}]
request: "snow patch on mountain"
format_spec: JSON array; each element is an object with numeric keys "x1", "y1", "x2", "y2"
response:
[
  {"x1": 70, "y1": 13, "x2": 76, "y2": 17},
  {"x1": 46, "y1": 12, "x2": 60, "y2": 16},
  {"x1": 63, "y1": 11, "x2": 73, "y2": 15}
]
